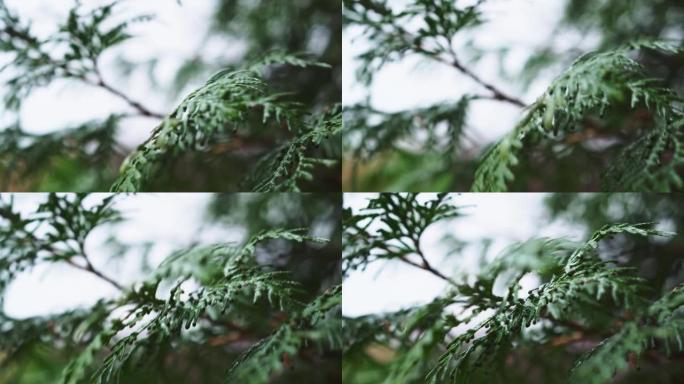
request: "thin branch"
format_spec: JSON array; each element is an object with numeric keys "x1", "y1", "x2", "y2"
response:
[
  {"x1": 438, "y1": 40, "x2": 526, "y2": 108},
  {"x1": 450, "y1": 57, "x2": 527, "y2": 108},
  {"x1": 2, "y1": 20, "x2": 164, "y2": 119},
  {"x1": 399, "y1": 254, "x2": 458, "y2": 286},
  {"x1": 91, "y1": 78, "x2": 164, "y2": 119},
  {"x1": 398, "y1": 235, "x2": 459, "y2": 286},
  {"x1": 394, "y1": 24, "x2": 528, "y2": 108},
  {"x1": 88, "y1": 61, "x2": 165, "y2": 119},
  {"x1": 66, "y1": 255, "x2": 124, "y2": 291}
]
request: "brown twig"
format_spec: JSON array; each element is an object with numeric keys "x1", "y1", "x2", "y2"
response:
[
  {"x1": 89, "y1": 60, "x2": 165, "y2": 119},
  {"x1": 449, "y1": 56, "x2": 527, "y2": 108},
  {"x1": 66, "y1": 252, "x2": 124, "y2": 291},
  {"x1": 395, "y1": 26, "x2": 528, "y2": 108},
  {"x1": 398, "y1": 235, "x2": 459, "y2": 287},
  {"x1": 93, "y1": 78, "x2": 165, "y2": 119}
]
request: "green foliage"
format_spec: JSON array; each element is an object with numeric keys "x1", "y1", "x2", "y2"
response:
[
  {"x1": 112, "y1": 65, "x2": 278, "y2": 192},
  {"x1": 473, "y1": 42, "x2": 684, "y2": 192},
  {"x1": 111, "y1": 57, "x2": 340, "y2": 191},
  {"x1": 0, "y1": 194, "x2": 341, "y2": 383},
  {"x1": 0, "y1": 1, "x2": 341, "y2": 191},
  {"x1": 243, "y1": 106, "x2": 342, "y2": 192},
  {"x1": 226, "y1": 285, "x2": 342, "y2": 382},
  {"x1": 0, "y1": 0, "x2": 154, "y2": 191},
  {"x1": 343, "y1": 194, "x2": 684, "y2": 384},
  {"x1": 206, "y1": 193, "x2": 343, "y2": 298},
  {"x1": 344, "y1": 0, "x2": 684, "y2": 192},
  {"x1": 571, "y1": 285, "x2": 684, "y2": 383}
]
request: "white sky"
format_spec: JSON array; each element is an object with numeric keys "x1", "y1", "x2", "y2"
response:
[
  {"x1": 342, "y1": 193, "x2": 586, "y2": 317},
  {"x1": 1, "y1": 0, "x2": 221, "y2": 148},
  {"x1": 1, "y1": 193, "x2": 241, "y2": 318},
  {"x1": 343, "y1": 0, "x2": 580, "y2": 143}
]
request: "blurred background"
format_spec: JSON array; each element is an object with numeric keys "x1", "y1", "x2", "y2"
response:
[
  {"x1": 0, "y1": 0, "x2": 341, "y2": 191},
  {"x1": 0, "y1": 192, "x2": 341, "y2": 383},
  {"x1": 343, "y1": 0, "x2": 684, "y2": 191}
]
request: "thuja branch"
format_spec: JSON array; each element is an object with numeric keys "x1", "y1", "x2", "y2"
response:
[
  {"x1": 0, "y1": 0, "x2": 156, "y2": 112},
  {"x1": 343, "y1": 196, "x2": 684, "y2": 384},
  {"x1": 0, "y1": 194, "x2": 342, "y2": 383},
  {"x1": 112, "y1": 56, "x2": 341, "y2": 192},
  {"x1": 346, "y1": 0, "x2": 527, "y2": 108},
  {"x1": 345, "y1": 1, "x2": 684, "y2": 192},
  {"x1": 472, "y1": 41, "x2": 684, "y2": 192},
  {"x1": 343, "y1": 193, "x2": 462, "y2": 282},
  {"x1": 1, "y1": 1, "x2": 162, "y2": 121}
]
